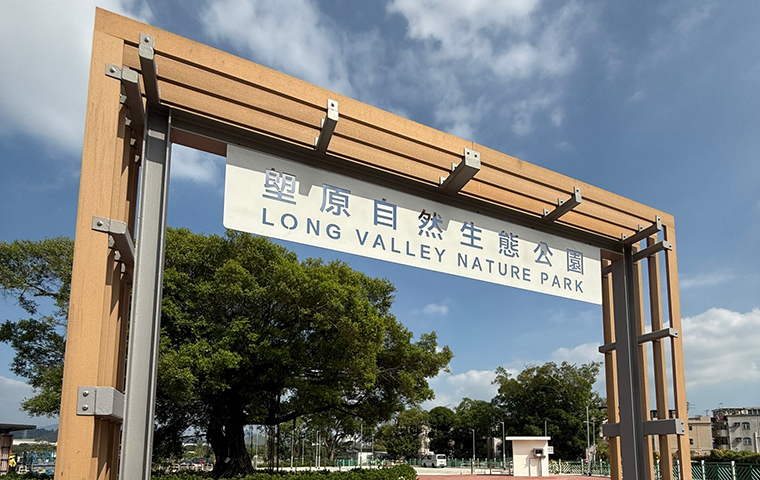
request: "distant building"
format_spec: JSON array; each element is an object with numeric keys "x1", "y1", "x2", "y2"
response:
[
  {"x1": 649, "y1": 411, "x2": 712, "y2": 457},
  {"x1": 712, "y1": 407, "x2": 760, "y2": 452}
]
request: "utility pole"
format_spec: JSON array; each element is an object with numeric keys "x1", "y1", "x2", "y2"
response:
[
  {"x1": 470, "y1": 428, "x2": 476, "y2": 474},
  {"x1": 359, "y1": 421, "x2": 363, "y2": 468},
  {"x1": 498, "y1": 421, "x2": 506, "y2": 468}
]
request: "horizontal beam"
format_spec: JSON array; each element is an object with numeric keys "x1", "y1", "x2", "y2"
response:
[
  {"x1": 639, "y1": 327, "x2": 679, "y2": 344},
  {"x1": 315, "y1": 99, "x2": 339, "y2": 153},
  {"x1": 92, "y1": 216, "x2": 135, "y2": 281},
  {"x1": 138, "y1": 33, "x2": 160, "y2": 105},
  {"x1": 632, "y1": 240, "x2": 672, "y2": 262},
  {"x1": 543, "y1": 186, "x2": 582, "y2": 222},
  {"x1": 603, "y1": 419, "x2": 685, "y2": 437},
  {"x1": 76, "y1": 386, "x2": 125, "y2": 423},
  {"x1": 621, "y1": 216, "x2": 662, "y2": 246},
  {"x1": 440, "y1": 148, "x2": 480, "y2": 192},
  {"x1": 598, "y1": 327, "x2": 679, "y2": 353}
]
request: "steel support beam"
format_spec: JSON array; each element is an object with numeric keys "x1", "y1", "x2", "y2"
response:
[
  {"x1": 139, "y1": 34, "x2": 160, "y2": 105},
  {"x1": 543, "y1": 186, "x2": 582, "y2": 222},
  {"x1": 621, "y1": 216, "x2": 662, "y2": 246},
  {"x1": 439, "y1": 148, "x2": 480, "y2": 192},
  {"x1": 314, "y1": 99, "x2": 338, "y2": 153},
  {"x1": 119, "y1": 108, "x2": 172, "y2": 480},
  {"x1": 611, "y1": 249, "x2": 647, "y2": 480},
  {"x1": 632, "y1": 240, "x2": 672, "y2": 262}
]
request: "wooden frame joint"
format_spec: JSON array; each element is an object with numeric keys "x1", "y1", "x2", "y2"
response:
[
  {"x1": 543, "y1": 186, "x2": 582, "y2": 222},
  {"x1": 439, "y1": 148, "x2": 480, "y2": 192},
  {"x1": 621, "y1": 216, "x2": 662, "y2": 246},
  {"x1": 314, "y1": 99, "x2": 339, "y2": 153}
]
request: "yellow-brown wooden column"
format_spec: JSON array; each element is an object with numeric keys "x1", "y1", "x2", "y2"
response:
[
  {"x1": 601, "y1": 262, "x2": 622, "y2": 480},
  {"x1": 55, "y1": 25, "x2": 135, "y2": 480},
  {"x1": 663, "y1": 226, "x2": 692, "y2": 480},
  {"x1": 632, "y1": 247, "x2": 655, "y2": 480},
  {"x1": 647, "y1": 235, "x2": 674, "y2": 480}
]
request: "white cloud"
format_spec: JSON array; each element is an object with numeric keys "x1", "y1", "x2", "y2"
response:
[
  {"x1": 0, "y1": 1, "x2": 152, "y2": 156},
  {"x1": 170, "y1": 145, "x2": 225, "y2": 186},
  {"x1": 680, "y1": 271, "x2": 735, "y2": 290},
  {"x1": 550, "y1": 342, "x2": 602, "y2": 366},
  {"x1": 682, "y1": 308, "x2": 760, "y2": 389},
  {"x1": 423, "y1": 303, "x2": 449, "y2": 316},
  {"x1": 0, "y1": 376, "x2": 40, "y2": 426},
  {"x1": 423, "y1": 368, "x2": 504, "y2": 409},
  {"x1": 200, "y1": 0, "x2": 354, "y2": 96}
]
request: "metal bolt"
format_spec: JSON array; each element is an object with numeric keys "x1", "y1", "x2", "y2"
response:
[
  {"x1": 97, "y1": 221, "x2": 104, "y2": 227},
  {"x1": 83, "y1": 390, "x2": 90, "y2": 397},
  {"x1": 109, "y1": 67, "x2": 116, "y2": 74},
  {"x1": 144, "y1": 37, "x2": 150, "y2": 43},
  {"x1": 82, "y1": 405, "x2": 89, "y2": 411}
]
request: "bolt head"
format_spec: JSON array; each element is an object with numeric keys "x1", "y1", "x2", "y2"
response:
[
  {"x1": 82, "y1": 405, "x2": 89, "y2": 411},
  {"x1": 96, "y1": 221, "x2": 103, "y2": 227},
  {"x1": 83, "y1": 390, "x2": 90, "y2": 397}
]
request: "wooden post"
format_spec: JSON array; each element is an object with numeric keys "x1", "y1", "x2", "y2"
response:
[
  {"x1": 54, "y1": 26, "x2": 136, "y2": 480},
  {"x1": 601, "y1": 261, "x2": 622, "y2": 480},
  {"x1": 632, "y1": 246, "x2": 656, "y2": 480},
  {"x1": 663, "y1": 226, "x2": 693, "y2": 480},
  {"x1": 648, "y1": 235, "x2": 674, "y2": 480}
]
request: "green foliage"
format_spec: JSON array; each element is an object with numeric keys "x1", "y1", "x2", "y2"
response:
[
  {"x1": 692, "y1": 449, "x2": 760, "y2": 464},
  {"x1": 451, "y1": 398, "x2": 500, "y2": 458},
  {"x1": 152, "y1": 465, "x2": 416, "y2": 480},
  {"x1": 0, "y1": 237, "x2": 73, "y2": 416},
  {"x1": 427, "y1": 406, "x2": 455, "y2": 456},
  {"x1": 492, "y1": 361, "x2": 605, "y2": 460},
  {"x1": 157, "y1": 229, "x2": 452, "y2": 476},
  {"x1": 381, "y1": 406, "x2": 428, "y2": 459}
]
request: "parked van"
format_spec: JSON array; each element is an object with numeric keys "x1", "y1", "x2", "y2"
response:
[{"x1": 420, "y1": 453, "x2": 447, "y2": 468}]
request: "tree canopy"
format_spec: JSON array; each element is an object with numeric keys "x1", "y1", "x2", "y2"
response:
[
  {"x1": 0, "y1": 237, "x2": 72, "y2": 416},
  {"x1": 157, "y1": 229, "x2": 452, "y2": 476},
  {"x1": 492, "y1": 361, "x2": 605, "y2": 459}
]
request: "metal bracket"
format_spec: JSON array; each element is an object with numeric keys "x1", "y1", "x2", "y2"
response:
[
  {"x1": 77, "y1": 386, "x2": 125, "y2": 423},
  {"x1": 439, "y1": 148, "x2": 480, "y2": 192},
  {"x1": 107, "y1": 63, "x2": 145, "y2": 137},
  {"x1": 632, "y1": 240, "x2": 672, "y2": 262},
  {"x1": 598, "y1": 327, "x2": 679, "y2": 354},
  {"x1": 603, "y1": 419, "x2": 685, "y2": 437},
  {"x1": 139, "y1": 33, "x2": 160, "y2": 105},
  {"x1": 621, "y1": 216, "x2": 662, "y2": 246},
  {"x1": 92, "y1": 216, "x2": 135, "y2": 282},
  {"x1": 315, "y1": 99, "x2": 339, "y2": 153},
  {"x1": 543, "y1": 187, "x2": 582, "y2": 222}
]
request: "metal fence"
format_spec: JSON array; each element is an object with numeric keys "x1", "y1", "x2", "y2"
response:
[{"x1": 547, "y1": 459, "x2": 760, "y2": 480}]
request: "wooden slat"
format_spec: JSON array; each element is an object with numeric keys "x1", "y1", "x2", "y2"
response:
[
  {"x1": 633, "y1": 246, "x2": 655, "y2": 480},
  {"x1": 601, "y1": 261, "x2": 622, "y2": 480},
  {"x1": 648, "y1": 235, "x2": 674, "y2": 480},
  {"x1": 95, "y1": 8, "x2": 674, "y2": 234},
  {"x1": 55, "y1": 30, "x2": 133, "y2": 480},
  {"x1": 663, "y1": 226, "x2": 692, "y2": 480},
  {"x1": 158, "y1": 81, "x2": 319, "y2": 149}
]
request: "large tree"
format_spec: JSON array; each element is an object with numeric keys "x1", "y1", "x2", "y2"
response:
[
  {"x1": 0, "y1": 237, "x2": 73, "y2": 416},
  {"x1": 492, "y1": 361, "x2": 605, "y2": 460},
  {"x1": 451, "y1": 398, "x2": 501, "y2": 458},
  {"x1": 158, "y1": 229, "x2": 452, "y2": 477},
  {"x1": 427, "y1": 406, "x2": 455, "y2": 456},
  {"x1": 381, "y1": 406, "x2": 428, "y2": 460}
]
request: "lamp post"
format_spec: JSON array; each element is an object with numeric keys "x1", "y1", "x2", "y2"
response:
[
  {"x1": 498, "y1": 421, "x2": 505, "y2": 469},
  {"x1": 359, "y1": 421, "x2": 363, "y2": 468},
  {"x1": 470, "y1": 428, "x2": 476, "y2": 474}
]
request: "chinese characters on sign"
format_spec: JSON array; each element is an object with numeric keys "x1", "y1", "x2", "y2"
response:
[{"x1": 226, "y1": 146, "x2": 602, "y2": 304}]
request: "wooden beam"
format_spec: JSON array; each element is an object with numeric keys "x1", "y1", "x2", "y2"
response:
[
  {"x1": 601, "y1": 261, "x2": 622, "y2": 480},
  {"x1": 647, "y1": 234, "x2": 674, "y2": 480},
  {"x1": 663, "y1": 226, "x2": 693, "y2": 480},
  {"x1": 55, "y1": 28, "x2": 135, "y2": 480}
]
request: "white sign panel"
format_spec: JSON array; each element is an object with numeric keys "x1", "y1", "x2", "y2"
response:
[{"x1": 224, "y1": 145, "x2": 602, "y2": 304}]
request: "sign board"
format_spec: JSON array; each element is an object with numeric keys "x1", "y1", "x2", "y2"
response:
[{"x1": 224, "y1": 145, "x2": 601, "y2": 304}]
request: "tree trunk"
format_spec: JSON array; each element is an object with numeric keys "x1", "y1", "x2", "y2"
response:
[{"x1": 208, "y1": 413, "x2": 255, "y2": 478}]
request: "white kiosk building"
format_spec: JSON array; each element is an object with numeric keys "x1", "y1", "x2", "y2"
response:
[{"x1": 505, "y1": 436, "x2": 551, "y2": 477}]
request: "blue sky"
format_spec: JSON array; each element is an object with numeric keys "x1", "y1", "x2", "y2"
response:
[{"x1": 1, "y1": 0, "x2": 759, "y2": 427}]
